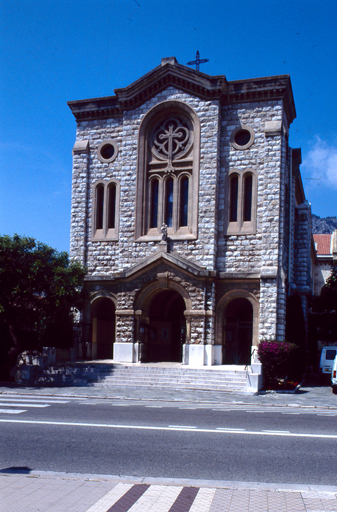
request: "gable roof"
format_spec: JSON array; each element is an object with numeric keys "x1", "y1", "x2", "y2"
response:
[
  {"x1": 85, "y1": 250, "x2": 214, "y2": 283},
  {"x1": 68, "y1": 57, "x2": 296, "y2": 125},
  {"x1": 314, "y1": 234, "x2": 332, "y2": 255}
]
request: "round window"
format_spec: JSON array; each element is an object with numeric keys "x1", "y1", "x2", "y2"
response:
[
  {"x1": 230, "y1": 126, "x2": 255, "y2": 150},
  {"x1": 234, "y1": 130, "x2": 251, "y2": 147},
  {"x1": 97, "y1": 140, "x2": 118, "y2": 163}
]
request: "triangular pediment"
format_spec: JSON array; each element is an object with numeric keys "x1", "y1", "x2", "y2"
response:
[
  {"x1": 118, "y1": 250, "x2": 212, "y2": 279},
  {"x1": 68, "y1": 57, "x2": 296, "y2": 125},
  {"x1": 114, "y1": 57, "x2": 228, "y2": 110}
]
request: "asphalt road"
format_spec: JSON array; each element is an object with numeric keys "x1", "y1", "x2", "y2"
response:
[{"x1": 0, "y1": 395, "x2": 336, "y2": 485}]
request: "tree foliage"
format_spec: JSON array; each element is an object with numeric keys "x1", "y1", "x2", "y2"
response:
[
  {"x1": 311, "y1": 263, "x2": 337, "y2": 343},
  {"x1": 0, "y1": 234, "x2": 87, "y2": 376}
]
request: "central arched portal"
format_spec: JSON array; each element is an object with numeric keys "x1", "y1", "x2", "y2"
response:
[
  {"x1": 223, "y1": 298, "x2": 253, "y2": 365},
  {"x1": 144, "y1": 290, "x2": 186, "y2": 363}
]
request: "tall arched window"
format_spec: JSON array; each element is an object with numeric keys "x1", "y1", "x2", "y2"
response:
[
  {"x1": 226, "y1": 169, "x2": 257, "y2": 235},
  {"x1": 96, "y1": 184, "x2": 104, "y2": 231},
  {"x1": 150, "y1": 179, "x2": 159, "y2": 228},
  {"x1": 135, "y1": 101, "x2": 200, "y2": 241},
  {"x1": 108, "y1": 183, "x2": 116, "y2": 229},
  {"x1": 180, "y1": 176, "x2": 189, "y2": 227},
  {"x1": 243, "y1": 174, "x2": 253, "y2": 222},
  {"x1": 165, "y1": 178, "x2": 174, "y2": 227},
  {"x1": 229, "y1": 174, "x2": 239, "y2": 223},
  {"x1": 93, "y1": 180, "x2": 120, "y2": 240}
]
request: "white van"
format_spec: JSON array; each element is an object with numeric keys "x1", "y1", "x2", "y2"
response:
[
  {"x1": 331, "y1": 356, "x2": 337, "y2": 394},
  {"x1": 320, "y1": 346, "x2": 337, "y2": 376}
]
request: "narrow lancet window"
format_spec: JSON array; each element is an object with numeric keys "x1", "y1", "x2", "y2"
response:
[
  {"x1": 150, "y1": 179, "x2": 159, "y2": 228},
  {"x1": 165, "y1": 178, "x2": 174, "y2": 227},
  {"x1": 96, "y1": 184, "x2": 104, "y2": 230},
  {"x1": 229, "y1": 175, "x2": 238, "y2": 223},
  {"x1": 243, "y1": 174, "x2": 252, "y2": 222},
  {"x1": 108, "y1": 183, "x2": 116, "y2": 229},
  {"x1": 180, "y1": 177, "x2": 189, "y2": 227}
]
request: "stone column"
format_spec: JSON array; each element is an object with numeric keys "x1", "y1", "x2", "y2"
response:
[
  {"x1": 114, "y1": 310, "x2": 138, "y2": 362},
  {"x1": 259, "y1": 268, "x2": 278, "y2": 341},
  {"x1": 70, "y1": 140, "x2": 89, "y2": 265}
]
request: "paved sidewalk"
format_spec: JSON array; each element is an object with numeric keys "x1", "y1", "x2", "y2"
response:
[
  {"x1": 0, "y1": 381, "x2": 336, "y2": 409},
  {"x1": 1, "y1": 471, "x2": 337, "y2": 512}
]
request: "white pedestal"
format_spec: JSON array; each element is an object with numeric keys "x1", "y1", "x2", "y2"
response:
[
  {"x1": 113, "y1": 342, "x2": 138, "y2": 363},
  {"x1": 184, "y1": 344, "x2": 223, "y2": 366}
]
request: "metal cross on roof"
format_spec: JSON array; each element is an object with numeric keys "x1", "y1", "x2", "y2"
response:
[{"x1": 186, "y1": 51, "x2": 209, "y2": 71}]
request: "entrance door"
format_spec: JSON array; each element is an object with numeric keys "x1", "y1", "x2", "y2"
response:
[
  {"x1": 145, "y1": 290, "x2": 186, "y2": 363},
  {"x1": 91, "y1": 298, "x2": 115, "y2": 359},
  {"x1": 223, "y1": 298, "x2": 253, "y2": 365}
]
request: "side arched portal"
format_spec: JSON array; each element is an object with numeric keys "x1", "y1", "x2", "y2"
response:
[
  {"x1": 223, "y1": 298, "x2": 253, "y2": 365},
  {"x1": 91, "y1": 297, "x2": 115, "y2": 359}
]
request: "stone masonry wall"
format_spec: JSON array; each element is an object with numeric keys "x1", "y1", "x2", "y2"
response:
[
  {"x1": 217, "y1": 101, "x2": 283, "y2": 274},
  {"x1": 70, "y1": 87, "x2": 220, "y2": 275}
]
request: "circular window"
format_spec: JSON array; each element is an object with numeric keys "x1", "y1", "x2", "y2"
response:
[
  {"x1": 230, "y1": 126, "x2": 255, "y2": 150},
  {"x1": 97, "y1": 140, "x2": 118, "y2": 163}
]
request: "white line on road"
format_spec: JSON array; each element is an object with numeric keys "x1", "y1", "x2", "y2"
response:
[
  {"x1": 168, "y1": 425, "x2": 197, "y2": 429},
  {"x1": 0, "y1": 398, "x2": 69, "y2": 404},
  {"x1": 0, "y1": 419, "x2": 336, "y2": 439},
  {"x1": 145, "y1": 406, "x2": 163, "y2": 408},
  {"x1": 0, "y1": 394, "x2": 83, "y2": 400},
  {"x1": 0, "y1": 403, "x2": 50, "y2": 408},
  {"x1": 216, "y1": 427, "x2": 246, "y2": 431},
  {"x1": 0, "y1": 409, "x2": 27, "y2": 414},
  {"x1": 262, "y1": 430, "x2": 291, "y2": 434}
]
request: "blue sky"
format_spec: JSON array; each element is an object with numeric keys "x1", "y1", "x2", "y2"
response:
[{"x1": 1, "y1": 0, "x2": 336, "y2": 252}]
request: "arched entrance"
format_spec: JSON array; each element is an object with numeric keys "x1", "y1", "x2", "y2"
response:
[
  {"x1": 223, "y1": 298, "x2": 253, "y2": 365},
  {"x1": 91, "y1": 298, "x2": 115, "y2": 359},
  {"x1": 142, "y1": 290, "x2": 186, "y2": 363}
]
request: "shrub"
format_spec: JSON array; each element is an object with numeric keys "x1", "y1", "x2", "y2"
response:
[{"x1": 257, "y1": 340, "x2": 298, "y2": 386}]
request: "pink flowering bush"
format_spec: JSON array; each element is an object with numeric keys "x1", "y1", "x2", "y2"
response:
[{"x1": 257, "y1": 340, "x2": 298, "y2": 386}]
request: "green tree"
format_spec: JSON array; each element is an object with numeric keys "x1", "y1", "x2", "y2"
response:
[
  {"x1": 0, "y1": 234, "x2": 87, "y2": 378},
  {"x1": 311, "y1": 263, "x2": 337, "y2": 343}
]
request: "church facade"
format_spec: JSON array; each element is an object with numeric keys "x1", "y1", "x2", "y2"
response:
[{"x1": 68, "y1": 57, "x2": 313, "y2": 377}]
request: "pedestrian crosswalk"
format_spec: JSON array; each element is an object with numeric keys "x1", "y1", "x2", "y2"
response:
[
  {"x1": 0, "y1": 395, "x2": 78, "y2": 414},
  {"x1": 84, "y1": 482, "x2": 337, "y2": 512},
  {"x1": 85, "y1": 483, "x2": 218, "y2": 512}
]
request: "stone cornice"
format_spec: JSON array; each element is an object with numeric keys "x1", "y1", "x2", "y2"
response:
[
  {"x1": 68, "y1": 58, "x2": 296, "y2": 125},
  {"x1": 222, "y1": 75, "x2": 296, "y2": 125}
]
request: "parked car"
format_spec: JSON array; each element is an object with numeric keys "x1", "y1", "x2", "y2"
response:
[
  {"x1": 331, "y1": 356, "x2": 337, "y2": 394},
  {"x1": 319, "y1": 346, "x2": 337, "y2": 378}
]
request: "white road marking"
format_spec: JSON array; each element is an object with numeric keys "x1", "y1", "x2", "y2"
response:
[
  {"x1": 0, "y1": 419, "x2": 336, "y2": 439},
  {"x1": 0, "y1": 403, "x2": 49, "y2": 408},
  {"x1": 85, "y1": 482, "x2": 133, "y2": 512},
  {"x1": 262, "y1": 430, "x2": 291, "y2": 433},
  {"x1": 282, "y1": 412, "x2": 300, "y2": 415},
  {"x1": 0, "y1": 397, "x2": 68, "y2": 404},
  {"x1": 0, "y1": 394, "x2": 82, "y2": 400},
  {"x1": 168, "y1": 425, "x2": 197, "y2": 429},
  {"x1": 0, "y1": 409, "x2": 27, "y2": 414},
  {"x1": 216, "y1": 427, "x2": 246, "y2": 431},
  {"x1": 145, "y1": 406, "x2": 163, "y2": 408}
]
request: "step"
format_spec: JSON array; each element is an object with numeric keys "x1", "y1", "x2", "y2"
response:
[{"x1": 25, "y1": 361, "x2": 253, "y2": 392}]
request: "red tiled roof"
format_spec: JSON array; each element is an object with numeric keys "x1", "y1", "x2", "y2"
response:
[{"x1": 313, "y1": 234, "x2": 332, "y2": 255}]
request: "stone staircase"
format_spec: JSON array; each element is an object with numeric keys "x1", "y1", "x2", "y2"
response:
[{"x1": 16, "y1": 361, "x2": 261, "y2": 393}]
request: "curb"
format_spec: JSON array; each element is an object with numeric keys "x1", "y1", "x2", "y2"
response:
[
  {"x1": 1, "y1": 470, "x2": 337, "y2": 494},
  {"x1": 1, "y1": 388, "x2": 337, "y2": 410}
]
